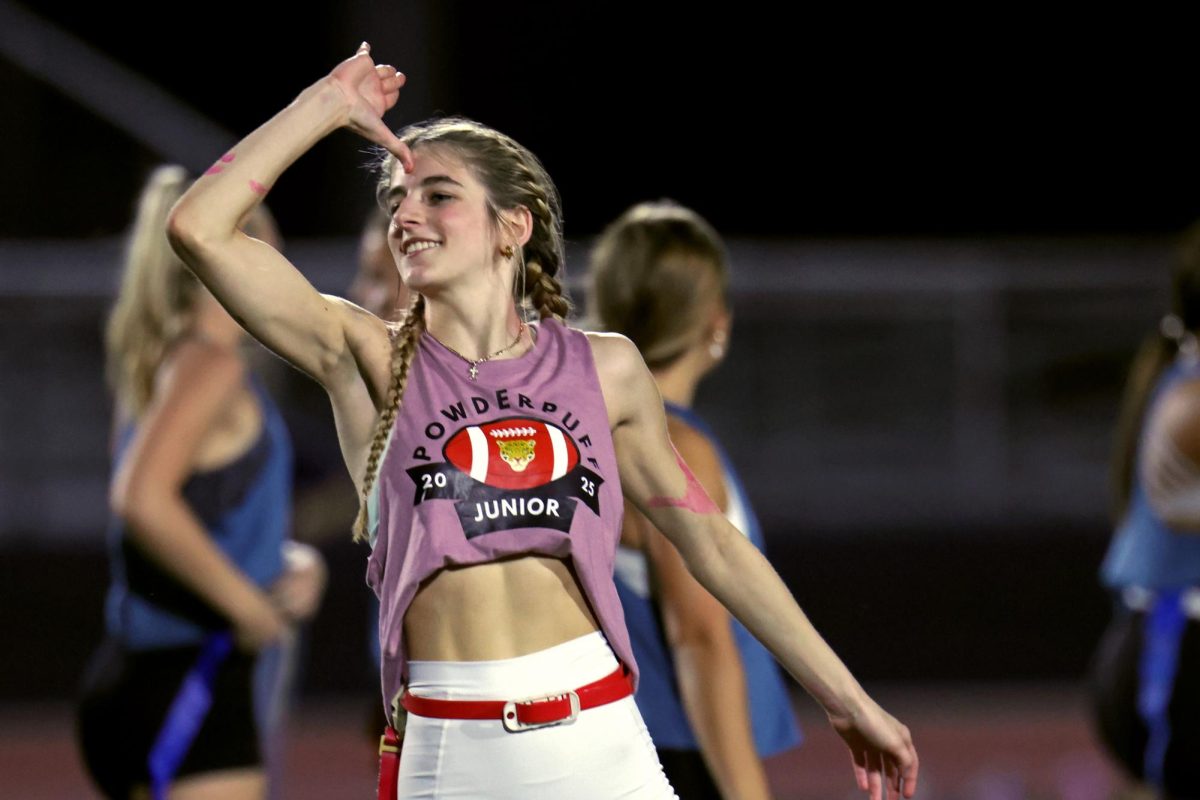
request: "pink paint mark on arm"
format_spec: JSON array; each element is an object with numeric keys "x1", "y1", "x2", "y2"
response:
[
  {"x1": 646, "y1": 447, "x2": 721, "y2": 515},
  {"x1": 203, "y1": 153, "x2": 235, "y2": 176},
  {"x1": 248, "y1": 180, "x2": 268, "y2": 195}
]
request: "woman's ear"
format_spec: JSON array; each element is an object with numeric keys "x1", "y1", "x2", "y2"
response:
[
  {"x1": 501, "y1": 205, "x2": 534, "y2": 248},
  {"x1": 715, "y1": 303, "x2": 732, "y2": 336}
]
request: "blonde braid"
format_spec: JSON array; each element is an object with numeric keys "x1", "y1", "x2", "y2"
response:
[
  {"x1": 524, "y1": 259, "x2": 569, "y2": 321},
  {"x1": 352, "y1": 293, "x2": 426, "y2": 542},
  {"x1": 516, "y1": 177, "x2": 569, "y2": 321}
]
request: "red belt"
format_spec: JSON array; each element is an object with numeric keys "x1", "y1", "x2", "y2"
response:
[
  {"x1": 401, "y1": 663, "x2": 633, "y2": 732},
  {"x1": 377, "y1": 665, "x2": 633, "y2": 800}
]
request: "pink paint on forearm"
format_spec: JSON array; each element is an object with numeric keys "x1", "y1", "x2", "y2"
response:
[
  {"x1": 204, "y1": 152, "x2": 236, "y2": 176},
  {"x1": 248, "y1": 180, "x2": 268, "y2": 195},
  {"x1": 647, "y1": 448, "x2": 721, "y2": 515}
]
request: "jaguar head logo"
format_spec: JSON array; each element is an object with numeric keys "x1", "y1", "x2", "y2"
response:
[{"x1": 495, "y1": 437, "x2": 536, "y2": 472}]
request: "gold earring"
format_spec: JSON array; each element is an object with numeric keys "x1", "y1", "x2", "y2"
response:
[{"x1": 500, "y1": 244, "x2": 515, "y2": 259}]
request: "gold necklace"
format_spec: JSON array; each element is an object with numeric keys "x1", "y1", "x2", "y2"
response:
[{"x1": 429, "y1": 323, "x2": 527, "y2": 380}]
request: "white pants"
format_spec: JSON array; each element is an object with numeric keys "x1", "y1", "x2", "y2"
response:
[{"x1": 399, "y1": 632, "x2": 678, "y2": 799}]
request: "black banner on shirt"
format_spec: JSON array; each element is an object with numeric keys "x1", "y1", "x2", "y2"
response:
[{"x1": 406, "y1": 463, "x2": 604, "y2": 539}]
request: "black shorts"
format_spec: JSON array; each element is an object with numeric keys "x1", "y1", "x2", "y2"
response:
[
  {"x1": 75, "y1": 636, "x2": 261, "y2": 799},
  {"x1": 656, "y1": 747, "x2": 720, "y2": 800},
  {"x1": 1089, "y1": 603, "x2": 1200, "y2": 798}
]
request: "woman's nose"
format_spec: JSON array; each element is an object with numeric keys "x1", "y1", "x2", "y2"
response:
[{"x1": 394, "y1": 196, "x2": 423, "y2": 228}]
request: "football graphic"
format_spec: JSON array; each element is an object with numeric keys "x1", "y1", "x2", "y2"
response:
[{"x1": 443, "y1": 417, "x2": 581, "y2": 490}]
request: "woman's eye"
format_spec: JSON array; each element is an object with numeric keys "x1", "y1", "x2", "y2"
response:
[{"x1": 429, "y1": 193, "x2": 452, "y2": 204}]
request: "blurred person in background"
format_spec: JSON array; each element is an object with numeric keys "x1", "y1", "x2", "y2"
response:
[
  {"x1": 1093, "y1": 223, "x2": 1200, "y2": 799},
  {"x1": 76, "y1": 165, "x2": 326, "y2": 800},
  {"x1": 588, "y1": 200, "x2": 802, "y2": 800}
]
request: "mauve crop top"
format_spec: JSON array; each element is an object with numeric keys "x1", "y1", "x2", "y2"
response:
[{"x1": 365, "y1": 318, "x2": 636, "y2": 715}]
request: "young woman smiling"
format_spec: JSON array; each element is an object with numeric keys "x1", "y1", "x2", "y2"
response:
[{"x1": 166, "y1": 43, "x2": 918, "y2": 800}]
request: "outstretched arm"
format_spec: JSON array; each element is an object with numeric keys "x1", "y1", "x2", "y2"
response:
[
  {"x1": 634, "y1": 418, "x2": 774, "y2": 799},
  {"x1": 591, "y1": 332, "x2": 918, "y2": 800}
]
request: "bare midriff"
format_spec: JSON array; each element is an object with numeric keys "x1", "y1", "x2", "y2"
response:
[{"x1": 404, "y1": 554, "x2": 600, "y2": 663}]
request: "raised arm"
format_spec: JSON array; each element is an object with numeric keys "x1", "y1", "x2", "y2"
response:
[
  {"x1": 635, "y1": 420, "x2": 774, "y2": 800},
  {"x1": 166, "y1": 44, "x2": 410, "y2": 391},
  {"x1": 590, "y1": 332, "x2": 918, "y2": 800}
]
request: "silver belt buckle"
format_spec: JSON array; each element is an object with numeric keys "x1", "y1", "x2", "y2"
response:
[{"x1": 502, "y1": 690, "x2": 581, "y2": 733}]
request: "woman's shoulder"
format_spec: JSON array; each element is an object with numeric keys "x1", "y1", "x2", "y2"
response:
[
  {"x1": 143, "y1": 338, "x2": 257, "y2": 445},
  {"x1": 582, "y1": 329, "x2": 651, "y2": 399},
  {"x1": 1149, "y1": 377, "x2": 1200, "y2": 464},
  {"x1": 1139, "y1": 375, "x2": 1200, "y2": 528},
  {"x1": 157, "y1": 335, "x2": 248, "y2": 398},
  {"x1": 576, "y1": 329, "x2": 666, "y2": 430},
  {"x1": 581, "y1": 328, "x2": 642, "y2": 374}
]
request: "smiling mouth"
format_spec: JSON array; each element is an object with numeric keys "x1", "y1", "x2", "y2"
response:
[{"x1": 403, "y1": 240, "x2": 442, "y2": 257}]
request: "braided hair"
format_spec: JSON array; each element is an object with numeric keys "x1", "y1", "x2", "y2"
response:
[{"x1": 351, "y1": 292, "x2": 425, "y2": 540}]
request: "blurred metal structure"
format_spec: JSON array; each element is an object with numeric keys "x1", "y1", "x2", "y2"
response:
[{"x1": 0, "y1": 0, "x2": 233, "y2": 172}]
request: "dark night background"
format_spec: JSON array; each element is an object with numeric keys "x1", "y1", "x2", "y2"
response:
[{"x1": 7, "y1": 3, "x2": 1200, "y2": 239}]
